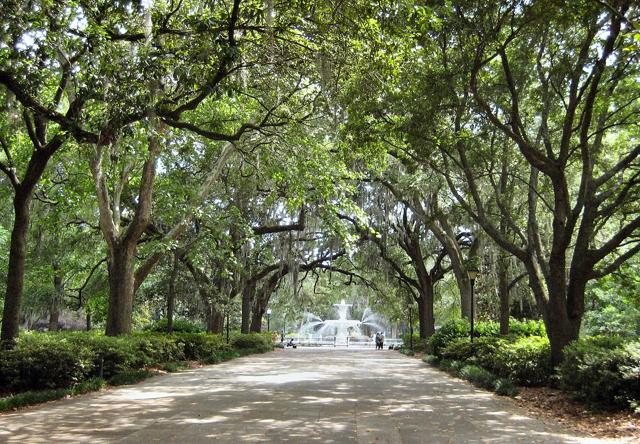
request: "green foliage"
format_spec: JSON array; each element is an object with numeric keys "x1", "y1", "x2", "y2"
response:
[
  {"x1": 508, "y1": 319, "x2": 547, "y2": 337},
  {"x1": 493, "y1": 378, "x2": 520, "y2": 397},
  {"x1": 0, "y1": 331, "x2": 265, "y2": 396},
  {"x1": 108, "y1": 370, "x2": 157, "y2": 386},
  {"x1": 422, "y1": 354, "x2": 440, "y2": 365},
  {"x1": 584, "y1": 269, "x2": 640, "y2": 338},
  {"x1": 493, "y1": 336, "x2": 553, "y2": 386},
  {"x1": 230, "y1": 333, "x2": 272, "y2": 352},
  {"x1": 160, "y1": 361, "x2": 189, "y2": 373},
  {"x1": 429, "y1": 319, "x2": 547, "y2": 358},
  {"x1": 143, "y1": 319, "x2": 205, "y2": 334},
  {"x1": 428, "y1": 319, "x2": 470, "y2": 356},
  {"x1": 430, "y1": 359, "x2": 519, "y2": 397},
  {"x1": 0, "y1": 388, "x2": 69, "y2": 412},
  {"x1": 459, "y1": 365, "x2": 497, "y2": 390},
  {"x1": 174, "y1": 333, "x2": 229, "y2": 361},
  {"x1": 558, "y1": 337, "x2": 640, "y2": 410},
  {"x1": 0, "y1": 337, "x2": 94, "y2": 392},
  {"x1": 0, "y1": 377, "x2": 106, "y2": 412},
  {"x1": 401, "y1": 333, "x2": 429, "y2": 352},
  {"x1": 440, "y1": 336, "x2": 552, "y2": 386}
]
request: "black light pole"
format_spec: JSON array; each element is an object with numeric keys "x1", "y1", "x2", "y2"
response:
[
  {"x1": 467, "y1": 266, "x2": 479, "y2": 344},
  {"x1": 266, "y1": 308, "x2": 272, "y2": 332}
]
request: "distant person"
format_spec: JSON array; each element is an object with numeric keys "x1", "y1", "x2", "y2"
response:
[{"x1": 375, "y1": 332, "x2": 384, "y2": 350}]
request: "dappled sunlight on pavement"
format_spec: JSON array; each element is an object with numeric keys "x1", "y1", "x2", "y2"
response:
[{"x1": 0, "y1": 349, "x2": 623, "y2": 443}]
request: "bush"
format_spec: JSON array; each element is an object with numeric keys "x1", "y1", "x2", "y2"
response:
[
  {"x1": 0, "y1": 330, "x2": 266, "y2": 398},
  {"x1": 459, "y1": 364, "x2": 496, "y2": 390},
  {"x1": 558, "y1": 337, "x2": 640, "y2": 410},
  {"x1": 438, "y1": 335, "x2": 552, "y2": 386},
  {"x1": 108, "y1": 369, "x2": 157, "y2": 386},
  {"x1": 508, "y1": 319, "x2": 546, "y2": 337},
  {"x1": 428, "y1": 320, "x2": 470, "y2": 356},
  {"x1": 143, "y1": 319, "x2": 204, "y2": 334},
  {"x1": 231, "y1": 333, "x2": 272, "y2": 352},
  {"x1": 494, "y1": 378, "x2": 519, "y2": 396},
  {"x1": 494, "y1": 336, "x2": 552, "y2": 386},
  {"x1": 422, "y1": 355, "x2": 440, "y2": 365},
  {"x1": 175, "y1": 333, "x2": 229, "y2": 361},
  {"x1": 0, "y1": 339, "x2": 94, "y2": 392},
  {"x1": 429, "y1": 319, "x2": 547, "y2": 358},
  {"x1": 401, "y1": 334, "x2": 429, "y2": 352}
]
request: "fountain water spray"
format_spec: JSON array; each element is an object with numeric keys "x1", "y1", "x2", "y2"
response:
[{"x1": 299, "y1": 299, "x2": 384, "y2": 345}]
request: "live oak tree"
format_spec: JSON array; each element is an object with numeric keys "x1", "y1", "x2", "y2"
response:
[{"x1": 405, "y1": 0, "x2": 640, "y2": 362}]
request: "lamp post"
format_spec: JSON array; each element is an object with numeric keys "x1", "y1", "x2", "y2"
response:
[
  {"x1": 266, "y1": 308, "x2": 272, "y2": 332},
  {"x1": 467, "y1": 264, "x2": 479, "y2": 344}
]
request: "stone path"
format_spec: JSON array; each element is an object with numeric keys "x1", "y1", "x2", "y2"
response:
[{"x1": 0, "y1": 348, "x2": 620, "y2": 443}]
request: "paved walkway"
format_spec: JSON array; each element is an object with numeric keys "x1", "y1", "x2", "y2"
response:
[{"x1": 0, "y1": 349, "x2": 619, "y2": 443}]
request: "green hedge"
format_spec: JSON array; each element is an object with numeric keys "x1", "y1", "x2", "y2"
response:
[
  {"x1": 230, "y1": 332, "x2": 272, "y2": 352},
  {"x1": 400, "y1": 334, "x2": 429, "y2": 352},
  {"x1": 0, "y1": 339, "x2": 94, "y2": 391},
  {"x1": 428, "y1": 319, "x2": 546, "y2": 357},
  {"x1": 0, "y1": 331, "x2": 271, "y2": 396},
  {"x1": 431, "y1": 357, "x2": 519, "y2": 397},
  {"x1": 439, "y1": 335, "x2": 553, "y2": 386},
  {"x1": 557, "y1": 337, "x2": 640, "y2": 411},
  {"x1": 143, "y1": 319, "x2": 204, "y2": 334}
]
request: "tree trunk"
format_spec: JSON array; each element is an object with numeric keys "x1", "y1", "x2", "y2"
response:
[
  {"x1": 1, "y1": 136, "x2": 64, "y2": 345},
  {"x1": 526, "y1": 261, "x2": 582, "y2": 365},
  {"x1": 167, "y1": 252, "x2": 179, "y2": 334},
  {"x1": 250, "y1": 306, "x2": 264, "y2": 333},
  {"x1": 49, "y1": 260, "x2": 62, "y2": 331},
  {"x1": 86, "y1": 310, "x2": 92, "y2": 331},
  {"x1": 416, "y1": 289, "x2": 435, "y2": 339},
  {"x1": 241, "y1": 281, "x2": 255, "y2": 334},
  {"x1": 497, "y1": 255, "x2": 510, "y2": 335},
  {"x1": 1, "y1": 196, "x2": 30, "y2": 344},
  {"x1": 105, "y1": 244, "x2": 136, "y2": 336},
  {"x1": 204, "y1": 302, "x2": 225, "y2": 334}
]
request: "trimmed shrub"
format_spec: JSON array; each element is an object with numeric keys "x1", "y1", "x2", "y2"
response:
[
  {"x1": 231, "y1": 333, "x2": 272, "y2": 352},
  {"x1": 0, "y1": 340, "x2": 94, "y2": 392},
  {"x1": 508, "y1": 319, "x2": 546, "y2": 337},
  {"x1": 459, "y1": 364, "x2": 496, "y2": 390},
  {"x1": 422, "y1": 355, "x2": 440, "y2": 365},
  {"x1": 108, "y1": 369, "x2": 157, "y2": 386},
  {"x1": 558, "y1": 337, "x2": 640, "y2": 410},
  {"x1": 439, "y1": 335, "x2": 552, "y2": 386},
  {"x1": 143, "y1": 319, "x2": 204, "y2": 334},
  {"x1": 175, "y1": 333, "x2": 229, "y2": 361},
  {"x1": 428, "y1": 320, "x2": 470, "y2": 356},
  {"x1": 494, "y1": 336, "x2": 552, "y2": 386},
  {"x1": 494, "y1": 378, "x2": 519, "y2": 396},
  {"x1": 401, "y1": 334, "x2": 429, "y2": 352}
]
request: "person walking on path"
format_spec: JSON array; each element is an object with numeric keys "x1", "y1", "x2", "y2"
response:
[{"x1": 375, "y1": 332, "x2": 384, "y2": 350}]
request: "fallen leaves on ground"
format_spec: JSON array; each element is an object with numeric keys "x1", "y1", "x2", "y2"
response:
[{"x1": 511, "y1": 386, "x2": 639, "y2": 440}]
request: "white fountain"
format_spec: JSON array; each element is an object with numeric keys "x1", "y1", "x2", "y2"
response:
[{"x1": 298, "y1": 300, "x2": 384, "y2": 345}]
